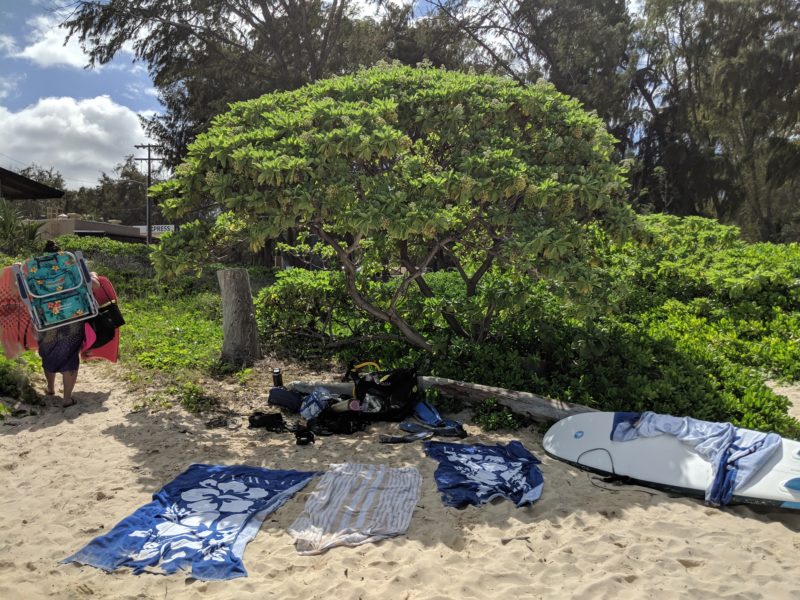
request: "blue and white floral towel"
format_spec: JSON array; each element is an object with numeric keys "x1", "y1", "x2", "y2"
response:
[
  {"x1": 424, "y1": 441, "x2": 544, "y2": 508},
  {"x1": 62, "y1": 464, "x2": 317, "y2": 580}
]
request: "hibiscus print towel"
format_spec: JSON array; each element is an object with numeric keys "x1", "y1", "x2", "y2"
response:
[
  {"x1": 424, "y1": 441, "x2": 544, "y2": 508},
  {"x1": 63, "y1": 464, "x2": 317, "y2": 580}
]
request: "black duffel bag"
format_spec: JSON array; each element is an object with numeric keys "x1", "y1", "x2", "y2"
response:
[
  {"x1": 267, "y1": 387, "x2": 305, "y2": 413},
  {"x1": 343, "y1": 361, "x2": 420, "y2": 422},
  {"x1": 90, "y1": 302, "x2": 125, "y2": 349}
]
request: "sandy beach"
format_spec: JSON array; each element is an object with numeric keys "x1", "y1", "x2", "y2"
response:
[{"x1": 1, "y1": 363, "x2": 798, "y2": 600}]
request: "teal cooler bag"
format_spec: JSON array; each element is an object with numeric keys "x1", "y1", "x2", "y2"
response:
[{"x1": 14, "y1": 251, "x2": 99, "y2": 331}]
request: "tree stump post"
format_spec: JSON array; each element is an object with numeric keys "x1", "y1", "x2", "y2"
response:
[{"x1": 217, "y1": 268, "x2": 262, "y2": 367}]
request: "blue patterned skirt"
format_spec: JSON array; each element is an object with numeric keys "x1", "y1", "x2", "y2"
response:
[{"x1": 38, "y1": 322, "x2": 84, "y2": 373}]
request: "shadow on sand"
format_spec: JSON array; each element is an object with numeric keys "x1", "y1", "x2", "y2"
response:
[{"x1": 0, "y1": 390, "x2": 111, "y2": 435}]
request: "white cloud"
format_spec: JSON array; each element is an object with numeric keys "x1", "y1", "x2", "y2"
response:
[
  {"x1": 14, "y1": 14, "x2": 89, "y2": 69},
  {"x1": 0, "y1": 74, "x2": 24, "y2": 100},
  {"x1": 0, "y1": 95, "x2": 154, "y2": 186},
  {"x1": 0, "y1": 34, "x2": 17, "y2": 54}
]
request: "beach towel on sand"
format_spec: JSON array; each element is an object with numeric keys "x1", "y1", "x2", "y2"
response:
[
  {"x1": 63, "y1": 464, "x2": 316, "y2": 580},
  {"x1": 424, "y1": 441, "x2": 544, "y2": 508},
  {"x1": 288, "y1": 463, "x2": 421, "y2": 555}
]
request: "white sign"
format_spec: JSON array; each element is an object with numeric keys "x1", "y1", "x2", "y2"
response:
[{"x1": 151, "y1": 224, "x2": 175, "y2": 233}]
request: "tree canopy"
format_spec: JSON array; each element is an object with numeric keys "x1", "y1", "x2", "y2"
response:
[
  {"x1": 63, "y1": 0, "x2": 800, "y2": 242},
  {"x1": 153, "y1": 65, "x2": 635, "y2": 349},
  {"x1": 64, "y1": 0, "x2": 477, "y2": 167}
]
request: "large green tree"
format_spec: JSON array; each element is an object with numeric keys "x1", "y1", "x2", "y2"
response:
[
  {"x1": 64, "y1": 0, "x2": 475, "y2": 166},
  {"x1": 153, "y1": 65, "x2": 635, "y2": 349},
  {"x1": 426, "y1": 0, "x2": 639, "y2": 147},
  {"x1": 633, "y1": 0, "x2": 800, "y2": 240}
]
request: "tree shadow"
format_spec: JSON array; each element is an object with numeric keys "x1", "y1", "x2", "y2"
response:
[{"x1": 0, "y1": 390, "x2": 111, "y2": 436}]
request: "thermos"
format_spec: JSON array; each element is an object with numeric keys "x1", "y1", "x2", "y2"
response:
[{"x1": 272, "y1": 368, "x2": 283, "y2": 388}]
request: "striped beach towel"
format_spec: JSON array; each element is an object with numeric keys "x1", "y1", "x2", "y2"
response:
[{"x1": 288, "y1": 463, "x2": 421, "y2": 555}]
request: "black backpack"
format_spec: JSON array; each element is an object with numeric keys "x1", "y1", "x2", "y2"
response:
[{"x1": 342, "y1": 361, "x2": 420, "y2": 422}]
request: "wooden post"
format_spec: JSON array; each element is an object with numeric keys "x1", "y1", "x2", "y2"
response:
[{"x1": 217, "y1": 268, "x2": 262, "y2": 367}]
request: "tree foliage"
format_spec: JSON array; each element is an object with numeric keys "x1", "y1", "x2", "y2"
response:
[
  {"x1": 64, "y1": 0, "x2": 477, "y2": 166},
  {"x1": 63, "y1": 0, "x2": 800, "y2": 241},
  {"x1": 153, "y1": 65, "x2": 634, "y2": 349},
  {"x1": 632, "y1": 0, "x2": 800, "y2": 240},
  {"x1": 64, "y1": 156, "x2": 160, "y2": 225},
  {"x1": 0, "y1": 200, "x2": 41, "y2": 256},
  {"x1": 426, "y1": 0, "x2": 639, "y2": 146}
]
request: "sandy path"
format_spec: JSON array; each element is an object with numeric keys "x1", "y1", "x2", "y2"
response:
[{"x1": 0, "y1": 363, "x2": 798, "y2": 600}]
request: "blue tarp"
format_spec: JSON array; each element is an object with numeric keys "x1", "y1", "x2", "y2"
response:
[
  {"x1": 63, "y1": 464, "x2": 316, "y2": 580},
  {"x1": 424, "y1": 441, "x2": 544, "y2": 508}
]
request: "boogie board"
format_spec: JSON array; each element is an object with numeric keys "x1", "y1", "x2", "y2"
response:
[{"x1": 543, "y1": 411, "x2": 800, "y2": 509}]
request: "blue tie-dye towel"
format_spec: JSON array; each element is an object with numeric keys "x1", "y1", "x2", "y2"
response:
[
  {"x1": 424, "y1": 441, "x2": 544, "y2": 508},
  {"x1": 62, "y1": 464, "x2": 316, "y2": 580}
]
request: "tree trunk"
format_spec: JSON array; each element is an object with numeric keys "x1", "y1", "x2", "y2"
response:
[{"x1": 217, "y1": 268, "x2": 262, "y2": 367}]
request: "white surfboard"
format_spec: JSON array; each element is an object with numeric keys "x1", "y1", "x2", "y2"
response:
[{"x1": 543, "y1": 412, "x2": 800, "y2": 509}]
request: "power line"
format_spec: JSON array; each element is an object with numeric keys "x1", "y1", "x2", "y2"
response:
[{"x1": 0, "y1": 152, "x2": 28, "y2": 167}]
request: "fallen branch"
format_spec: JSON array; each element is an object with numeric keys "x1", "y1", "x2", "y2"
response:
[
  {"x1": 287, "y1": 376, "x2": 595, "y2": 423},
  {"x1": 420, "y1": 376, "x2": 595, "y2": 422}
]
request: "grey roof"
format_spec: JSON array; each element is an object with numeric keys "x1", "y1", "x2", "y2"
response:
[{"x1": 0, "y1": 166, "x2": 65, "y2": 200}]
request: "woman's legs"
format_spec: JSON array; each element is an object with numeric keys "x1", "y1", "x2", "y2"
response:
[
  {"x1": 62, "y1": 369, "x2": 78, "y2": 407},
  {"x1": 43, "y1": 370, "x2": 56, "y2": 395}
]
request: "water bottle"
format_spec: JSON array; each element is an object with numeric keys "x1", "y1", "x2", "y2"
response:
[{"x1": 272, "y1": 368, "x2": 283, "y2": 387}]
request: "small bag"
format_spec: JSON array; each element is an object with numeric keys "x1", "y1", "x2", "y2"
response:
[
  {"x1": 248, "y1": 411, "x2": 285, "y2": 432},
  {"x1": 88, "y1": 277, "x2": 125, "y2": 349},
  {"x1": 103, "y1": 301, "x2": 125, "y2": 327},
  {"x1": 89, "y1": 302, "x2": 124, "y2": 349}
]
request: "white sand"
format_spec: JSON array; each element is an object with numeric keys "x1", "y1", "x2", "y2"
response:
[{"x1": 1, "y1": 363, "x2": 799, "y2": 599}]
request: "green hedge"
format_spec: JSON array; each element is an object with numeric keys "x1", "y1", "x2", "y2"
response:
[{"x1": 255, "y1": 215, "x2": 800, "y2": 437}]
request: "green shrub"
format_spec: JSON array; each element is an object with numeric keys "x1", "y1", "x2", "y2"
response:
[
  {"x1": 54, "y1": 235, "x2": 156, "y2": 297},
  {"x1": 255, "y1": 268, "x2": 377, "y2": 357},
  {"x1": 174, "y1": 381, "x2": 216, "y2": 414},
  {"x1": 0, "y1": 357, "x2": 38, "y2": 405},
  {"x1": 473, "y1": 398, "x2": 523, "y2": 431},
  {"x1": 253, "y1": 213, "x2": 800, "y2": 437}
]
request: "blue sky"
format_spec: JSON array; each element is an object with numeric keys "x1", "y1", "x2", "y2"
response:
[{"x1": 0, "y1": 1, "x2": 160, "y2": 188}]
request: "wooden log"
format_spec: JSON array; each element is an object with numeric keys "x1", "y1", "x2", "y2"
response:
[
  {"x1": 217, "y1": 268, "x2": 262, "y2": 367},
  {"x1": 420, "y1": 376, "x2": 595, "y2": 422},
  {"x1": 287, "y1": 376, "x2": 594, "y2": 422},
  {"x1": 288, "y1": 381, "x2": 352, "y2": 395}
]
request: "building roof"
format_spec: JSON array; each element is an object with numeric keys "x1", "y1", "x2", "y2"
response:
[
  {"x1": 0, "y1": 166, "x2": 65, "y2": 200},
  {"x1": 38, "y1": 218, "x2": 147, "y2": 244}
]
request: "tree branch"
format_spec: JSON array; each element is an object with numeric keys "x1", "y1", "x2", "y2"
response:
[
  {"x1": 314, "y1": 224, "x2": 432, "y2": 350},
  {"x1": 398, "y1": 240, "x2": 470, "y2": 339}
]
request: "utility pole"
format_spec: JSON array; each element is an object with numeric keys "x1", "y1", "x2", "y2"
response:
[{"x1": 134, "y1": 144, "x2": 163, "y2": 245}]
